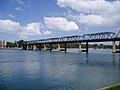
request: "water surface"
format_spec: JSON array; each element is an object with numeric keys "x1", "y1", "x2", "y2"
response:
[{"x1": 0, "y1": 50, "x2": 120, "y2": 90}]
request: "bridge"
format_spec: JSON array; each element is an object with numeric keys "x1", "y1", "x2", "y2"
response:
[{"x1": 23, "y1": 31, "x2": 120, "y2": 53}]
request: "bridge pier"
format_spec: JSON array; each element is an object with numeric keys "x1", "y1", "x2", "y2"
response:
[
  {"x1": 78, "y1": 42, "x2": 82, "y2": 52},
  {"x1": 112, "y1": 41, "x2": 116, "y2": 53},
  {"x1": 27, "y1": 45, "x2": 29, "y2": 50},
  {"x1": 28, "y1": 45, "x2": 32, "y2": 50},
  {"x1": 64, "y1": 43, "x2": 67, "y2": 53},
  {"x1": 57, "y1": 44, "x2": 61, "y2": 51},
  {"x1": 23, "y1": 45, "x2": 28, "y2": 50},
  {"x1": 39, "y1": 44, "x2": 42, "y2": 51},
  {"x1": 86, "y1": 42, "x2": 88, "y2": 53},
  {"x1": 32, "y1": 44, "x2": 37, "y2": 50},
  {"x1": 50, "y1": 44, "x2": 52, "y2": 51},
  {"x1": 43, "y1": 44, "x2": 47, "y2": 50},
  {"x1": 119, "y1": 42, "x2": 120, "y2": 51}
]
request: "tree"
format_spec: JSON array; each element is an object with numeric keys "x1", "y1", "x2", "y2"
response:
[
  {"x1": 6, "y1": 42, "x2": 16, "y2": 48},
  {"x1": 17, "y1": 40, "x2": 24, "y2": 48}
]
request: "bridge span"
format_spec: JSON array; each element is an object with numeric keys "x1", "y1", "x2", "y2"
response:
[{"x1": 23, "y1": 31, "x2": 120, "y2": 53}]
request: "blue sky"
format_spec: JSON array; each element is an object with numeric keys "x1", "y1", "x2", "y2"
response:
[{"x1": 0, "y1": 0, "x2": 120, "y2": 41}]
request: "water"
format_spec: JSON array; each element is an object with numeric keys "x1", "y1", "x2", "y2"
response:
[{"x1": 0, "y1": 49, "x2": 120, "y2": 90}]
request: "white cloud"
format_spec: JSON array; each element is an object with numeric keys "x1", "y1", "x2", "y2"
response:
[
  {"x1": 44, "y1": 17, "x2": 78, "y2": 31},
  {"x1": 57, "y1": 0, "x2": 120, "y2": 15},
  {"x1": 42, "y1": 31, "x2": 52, "y2": 35},
  {"x1": 0, "y1": 19, "x2": 21, "y2": 34},
  {"x1": 57, "y1": 0, "x2": 120, "y2": 26},
  {"x1": 70, "y1": 13, "x2": 120, "y2": 26},
  {"x1": 18, "y1": 23, "x2": 41, "y2": 38},
  {"x1": 0, "y1": 19, "x2": 49, "y2": 39},
  {"x1": 16, "y1": 7, "x2": 24, "y2": 11},
  {"x1": 79, "y1": 14, "x2": 105, "y2": 26}
]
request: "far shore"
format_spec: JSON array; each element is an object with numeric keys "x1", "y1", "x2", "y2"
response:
[
  {"x1": 0, "y1": 48, "x2": 119, "y2": 51},
  {"x1": 0, "y1": 47, "x2": 22, "y2": 50}
]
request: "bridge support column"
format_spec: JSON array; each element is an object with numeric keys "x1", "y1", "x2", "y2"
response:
[
  {"x1": 29, "y1": 45, "x2": 33, "y2": 50},
  {"x1": 64, "y1": 43, "x2": 67, "y2": 53},
  {"x1": 23, "y1": 45, "x2": 28, "y2": 50},
  {"x1": 50, "y1": 44, "x2": 52, "y2": 51},
  {"x1": 44, "y1": 44, "x2": 47, "y2": 50},
  {"x1": 39, "y1": 44, "x2": 42, "y2": 51},
  {"x1": 78, "y1": 43, "x2": 82, "y2": 52},
  {"x1": 33, "y1": 45, "x2": 37, "y2": 50},
  {"x1": 22, "y1": 45, "x2": 24, "y2": 50},
  {"x1": 118, "y1": 42, "x2": 120, "y2": 51},
  {"x1": 57, "y1": 44, "x2": 61, "y2": 51},
  {"x1": 27, "y1": 45, "x2": 29, "y2": 50},
  {"x1": 86, "y1": 42, "x2": 88, "y2": 53},
  {"x1": 112, "y1": 41, "x2": 116, "y2": 53}
]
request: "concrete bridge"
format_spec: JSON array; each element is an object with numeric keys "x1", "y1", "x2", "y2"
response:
[{"x1": 23, "y1": 31, "x2": 120, "y2": 53}]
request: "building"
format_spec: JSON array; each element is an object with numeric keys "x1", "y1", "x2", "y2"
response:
[{"x1": 0, "y1": 40, "x2": 6, "y2": 49}]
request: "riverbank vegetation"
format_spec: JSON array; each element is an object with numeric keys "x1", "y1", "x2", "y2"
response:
[
  {"x1": 104, "y1": 84, "x2": 120, "y2": 90},
  {"x1": 6, "y1": 40, "x2": 25, "y2": 48}
]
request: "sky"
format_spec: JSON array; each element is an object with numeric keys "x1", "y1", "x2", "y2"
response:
[{"x1": 0, "y1": 0, "x2": 120, "y2": 41}]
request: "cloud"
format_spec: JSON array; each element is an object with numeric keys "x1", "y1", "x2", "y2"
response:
[
  {"x1": 70, "y1": 14, "x2": 119, "y2": 26},
  {"x1": 57, "y1": 0, "x2": 120, "y2": 26},
  {"x1": 57, "y1": 0, "x2": 120, "y2": 15},
  {"x1": 44, "y1": 17, "x2": 78, "y2": 31},
  {"x1": 16, "y1": 7, "x2": 24, "y2": 11},
  {"x1": 78, "y1": 14, "x2": 105, "y2": 26},
  {"x1": 0, "y1": 19, "x2": 21, "y2": 34},
  {"x1": 9, "y1": 14, "x2": 15, "y2": 19},
  {"x1": 69, "y1": 13, "x2": 120, "y2": 26},
  {"x1": 42, "y1": 31, "x2": 52, "y2": 35},
  {"x1": 18, "y1": 23, "x2": 41, "y2": 38},
  {"x1": 16, "y1": 0, "x2": 24, "y2": 5},
  {"x1": 0, "y1": 19, "x2": 49, "y2": 39}
]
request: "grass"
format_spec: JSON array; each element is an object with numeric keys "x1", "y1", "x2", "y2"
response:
[{"x1": 103, "y1": 84, "x2": 120, "y2": 90}]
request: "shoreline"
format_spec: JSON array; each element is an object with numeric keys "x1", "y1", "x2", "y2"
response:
[
  {"x1": 0, "y1": 48, "x2": 22, "y2": 50},
  {"x1": 0, "y1": 48, "x2": 118, "y2": 50},
  {"x1": 97, "y1": 84, "x2": 120, "y2": 90}
]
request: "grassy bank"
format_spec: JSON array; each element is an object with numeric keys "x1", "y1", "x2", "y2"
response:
[{"x1": 99, "y1": 84, "x2": 120, "y2": 90}]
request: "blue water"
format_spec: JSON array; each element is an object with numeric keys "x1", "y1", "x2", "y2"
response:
[{"x1": 0, "y1": 50, "x2": 120, "y2": 90}]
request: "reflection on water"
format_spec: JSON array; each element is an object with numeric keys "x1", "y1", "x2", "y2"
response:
[
  {"x1": 0, "y1": 50, "x2": 120, "y2": 90},
  {"x1": 112, "y1": 53, "x2": 116, "y2": 65},
  {"x1": 119, "y1": 54, "x2": 120, "y2": 64},
  {"x1": 83, "y1": 52, "x2": 118, "y2": 66},
  {"x1": 86, "y1": 53, "x2": 89, "y2": 63}
]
